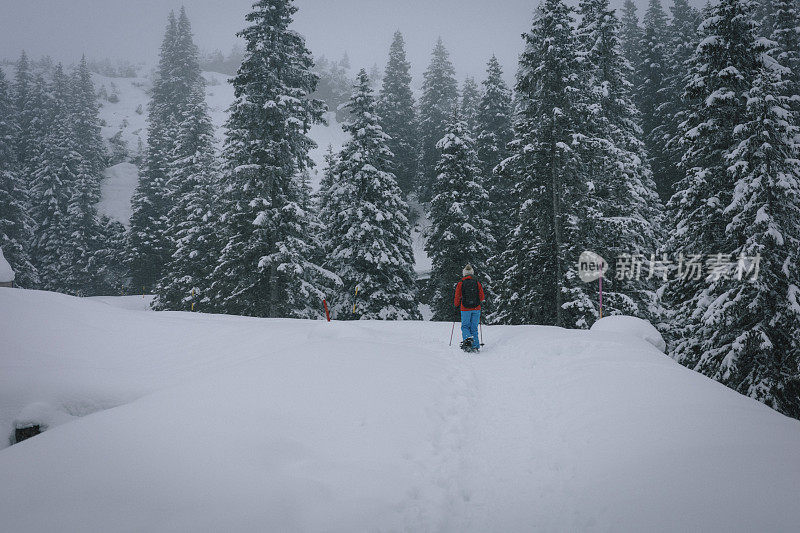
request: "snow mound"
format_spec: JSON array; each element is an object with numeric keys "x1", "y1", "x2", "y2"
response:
[
  {"x1": 0, "y1": 247, "x2": 14, "y2": 283},
  {"x1": 591, "y1": 314, "x2": 667, "y2": 352},
  {"x1": 1, "y1": 289, "x2": 799, "y2": 532}
]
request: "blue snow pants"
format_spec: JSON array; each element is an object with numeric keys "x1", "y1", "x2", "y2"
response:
[{"x1": 461, "y1": 310, "x2": 481, "y2": 348}]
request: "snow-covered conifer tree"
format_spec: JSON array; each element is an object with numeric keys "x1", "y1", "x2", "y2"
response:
[
  {"x1": 493, "y1": 0, "x2": 589, "y2": 326},
  {"x1": 376, "y1": 31, "x2": 418, "y2": 195},
  {"x1": 127, "y1": 11, "x2": 178, "y2": 292},
  {"x1": 29, "y1": 64, "x2": 77, "y2": 291},
  {"x1": 637, "y1": 0, "x2": 672, "y2": 200},
  {"x1": 71, "y1": 56, "x2": 107, "y2": 200},
  {"x1": 417, "y1": 38, "x2": 459, "y2": 202},
  {"x1": 665, "y1": 0, "x2": 800, "y2": 418},
  {"x1": 619, "y1": 0, "x2": 643, "y2": 74},
  {"x1": 660, "y1": 0, "x2": 702, "y2": 199},
  {"x1": 326, "y1": 70, "x2": 419, "y2": 320},
  {"x1": 475, "y1": 56, "x2": 514, "y2": 256},
  {"x1": 0, "y1": 68, "x2": 38, "y2": 287},
  {"x1": 576, "y1": 0, "x2": 665, "y2": 320},
  {"x1": 213, "y1": 0, "x2": 333, "y2": 318},
  {"x1": 460, "y1": 77, "x2": 481, "y2": 137},
  {"x1": 426, "y1": 115, "x2": 494, "y2": 321},
  {"x1": 153, "y1": 84, "x2": 220, "y2": 311}
]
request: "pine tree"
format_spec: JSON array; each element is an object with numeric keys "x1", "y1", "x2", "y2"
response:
[
  {"x1": 153, "y1": 84, "x2": 220, "y2": 311},
  {"x1": 0, "y1": 68, "x2": 38, "y2": 287},
  {"x1": 575, "y1": 0, "x2": 665, "y2": 321},
  {"x1": 475, "y1": 56, "x2": 514, "y2": 290},
  {"x1": 754, "y1": 0, "x2": 777, "y2": 38},
  {"x1": 317, "y1": 145, "x2": 340, "y2": 255},
  {"x1": 417, "y1": 38, "x2": 459, "y2": 202},
  {"x1": 493, "y1": 0, "x2": 588, "y2": 326},
  {"x1": 660, "y1": 0, "x2": 702, "y2": 200},
  {"x1": 376, "y1": 31, "x2": 418, "y2": 195},
  {"x1": 665, "y1": 0, "x2": 800, "y2": 418},
  {"x1": 71, "y1": 55, "x2": 107, "y2": 201},
  {"x1": 213, "y1": 0, "x2": 332, "y2": 318},
  {"x1": 127, "y1": 11, "x2": 178, "y2": 292},
  {"x1": 63, "y1": 159, "x2": 105, "y2": 295},
  {"x1": 426, "y1": 114, "x2": 494, "y2": 321},
  {"x1": 13, "y1": 52, "x2": 48, "y2": 181},
  {"x1": 619, "y1": 0, "x2": 643, "y2": 73},
  {"x1": 460, "y1": 77, "x2": 481, "y2": 136},
  {"x1": 29, "y1": 64, "x2": 77, "y2": 292},
  {"x1": 772, "y1": 0, "x2": 800, "y2": 101},
  {"x1": 637, "y1": 0, "x2": 672, "y2": 200},
  {"x1": 326, "y1": 70, "x2": 419, "y2": 320}
]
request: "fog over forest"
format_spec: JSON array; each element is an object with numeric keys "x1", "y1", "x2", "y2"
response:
[{"x1": 0, "y1": 0, "x2": 700, "y2": 81}]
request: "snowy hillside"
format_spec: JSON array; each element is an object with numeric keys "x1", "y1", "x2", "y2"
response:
[
  {"x1": 2, "y1": 288, "x2": 799, "y2": 532},
  {"x1": 92, "y1": 69, "x2": 349, "y2": 226}
]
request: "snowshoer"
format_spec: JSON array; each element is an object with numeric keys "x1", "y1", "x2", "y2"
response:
[{"x1": 454, "y1": 264, "x2": 485, "y2": 352}]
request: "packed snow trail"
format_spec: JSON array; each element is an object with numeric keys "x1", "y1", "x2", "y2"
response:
[{"x1": 1, "y1": 288, "x2": 800, "y2": 532}]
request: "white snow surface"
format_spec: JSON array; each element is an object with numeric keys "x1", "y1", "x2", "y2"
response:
[
  {"x1": 2, "y1": 288, "x2": 800, "y2": 532},
  {"x1": 0, "y1": 247, "x2": 14, "y2": 282}
]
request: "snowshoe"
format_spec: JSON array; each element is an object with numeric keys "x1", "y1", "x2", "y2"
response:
[{"x1": 460, "y1": 338, "x2": 478, "y2": 353}]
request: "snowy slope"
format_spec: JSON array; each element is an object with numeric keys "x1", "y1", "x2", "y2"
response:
[
  {"x1": 1, "y1": 288, "x2": 799, "y2": 532},
  {"x1": 94, "y1": 75, "x2": 348, "y2": 223},
  {"x1": 96, "y1": 162, "x2": 139, "y2": 226}
]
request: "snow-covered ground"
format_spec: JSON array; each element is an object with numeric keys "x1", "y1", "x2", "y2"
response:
[
  {"x1": 2, "y1": 287, "x2": 799, "y2": 532},
  {"x1": 96, "y1": 162, "x2": 139, "y2": 226}
]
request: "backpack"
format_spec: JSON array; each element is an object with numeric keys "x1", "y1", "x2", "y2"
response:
[{"x1": 461, "y1": 278, "x2": 480, "y2": 308}]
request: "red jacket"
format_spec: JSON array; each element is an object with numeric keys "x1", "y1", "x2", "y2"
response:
[{"x1": 454, "y1": 276, "x2": 485, "y2": 311}]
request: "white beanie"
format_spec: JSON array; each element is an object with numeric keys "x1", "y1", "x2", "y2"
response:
[{"x1": 462, "y1": 264, "x2": 474, "y2": 277}]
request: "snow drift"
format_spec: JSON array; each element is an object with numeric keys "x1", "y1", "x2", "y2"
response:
[{"x1": 1, "y1": 287, "x2": 799, "y2": 532}]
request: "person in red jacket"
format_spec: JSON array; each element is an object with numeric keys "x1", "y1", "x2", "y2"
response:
[{"x1": 454, "y1": 264, "x2": 485, "y2": 352}]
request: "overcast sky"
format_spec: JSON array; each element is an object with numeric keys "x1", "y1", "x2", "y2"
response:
[{"x1": 0, "y1": 0, "x2": 676, "y2": 85}]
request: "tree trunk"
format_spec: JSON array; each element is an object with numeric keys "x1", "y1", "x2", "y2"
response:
[{"x1": 550, "y1": 137, "x2": 563, "y2": 327}]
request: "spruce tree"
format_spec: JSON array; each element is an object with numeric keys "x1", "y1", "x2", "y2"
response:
[
  {"x1": 493, "y1": 0, "x2": 588, "y2": 326},
  {"x1": 376, "y1": 31, "x2": 418, "y2": 195},
  {"x1": 153, "y1": 84, "x2": 220, "y2": 311},
  {"x1": 417, "y1": 38, "x2": 459, "y2": 202},
  {"x1": 127, "y1": 11, "x2": 178, "y2": 292},
  {"x1": 0, "y1": 68, "x2": 38, "y2": 287},
  {"x1": 576, "y1": 0, "x2": 665, "y2": 320},
  {"x1": 475, "y1": 56, "x2": 514, "y2": 290},
  {"x1": 460, "y1": 77, "x2": 481, "y2": 136},
  {"x1": 426, "y1": 115, "x2": 494, "y2": 321},
  {"x1": 13, "y1": 52, "x2": 48, "y2": 181},
  {"x1": 619, "y1": 0, "x2": 643, "y2": 73},
  {"x1": 772, "y1": 0, "x2": 800, "y2": 102},
  {"x1": 213, "y1": 0, "x2": 332, "y2": 318},
  {"x1": 317, "y1": 145, "x2": 340, "y2": 256},
  {"x1": 326, "y1": 70, "x2": 419, "y2": 320},
  {"x1": 661, "y1": 0, "x2": 702, "y2": 200},
  {"x1": 63, "y1": 159, "x2": 105, "y2": 295},
  {"x1": 29, "y1": 64, "x2": 76, "y2": 292},
  {"x1": 71, "y1": 55, "x2": 107, "y2": 201},
  {"x1": 665, "y1": 0, "x2": 800, "y2": 418},
  {"x1": 754, "y1": 0, "x2": 777, "y2": 38},
  {"x1": 637, "y1": 0, "x2": 672, "y2": 200}
]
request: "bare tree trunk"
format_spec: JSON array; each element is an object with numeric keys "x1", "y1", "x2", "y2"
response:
[{"x1": 550, "y1": 138, "x2": 563, "y2": 327}]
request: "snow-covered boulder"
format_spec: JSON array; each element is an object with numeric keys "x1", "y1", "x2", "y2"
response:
[
  {"x1": 591, "y1": 315, "x2": 667, "y2": 352},
  {"x1": 0, "y1": 247, "x2": 14, "y2": 286}
]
